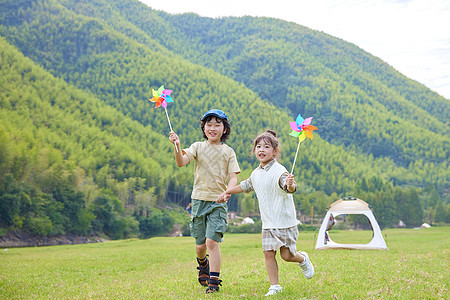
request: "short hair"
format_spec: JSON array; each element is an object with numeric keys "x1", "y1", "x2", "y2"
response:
[{"x1": 200, "y1": 116, "x2": 231, "y2": 142}]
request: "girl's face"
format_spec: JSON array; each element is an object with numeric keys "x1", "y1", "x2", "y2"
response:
[
  {"x1": 255, "y1": 140, "x2": 278, "y2": 167},
  {"x1": 204, "y1": 117, "x2": 225, "y2": 144}
]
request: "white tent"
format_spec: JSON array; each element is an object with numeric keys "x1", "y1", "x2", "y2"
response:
[
  {"x1": 241, "y1": 217, "x2": 255, "y2": 224},
  {"x1": 315, "y1": 197, "x2": 388, "y2": 250}
]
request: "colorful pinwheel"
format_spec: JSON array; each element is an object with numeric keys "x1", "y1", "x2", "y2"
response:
[
  {"x1": 148, "y1": 84, "x2": 178, "y2": 151},
  {"x1": 289, "y1": 114, "x2": 318, "y2": 174},
  {"x1": 149, "y1": 85, "x2": 175, "y2": 132},
  {"x1": 289, "y1": 114, "x2": 318, "y2": 142},
  {"x1": 149, "y1": 85, "x2": 174, "y2": 109}
]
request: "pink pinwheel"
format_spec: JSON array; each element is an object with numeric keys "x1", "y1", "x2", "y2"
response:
[{"x1": 289, "y1": 114, "x2": 318, "y2": 174}]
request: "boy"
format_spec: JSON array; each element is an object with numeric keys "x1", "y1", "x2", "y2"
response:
[{"x1": 169, "y1": 109, "x2": 241, "y2": 293}]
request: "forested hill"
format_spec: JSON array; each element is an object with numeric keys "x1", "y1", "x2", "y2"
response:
[
  {"x1": 117, "y1": 2, "x2": 449, "y2": 165},
  {"x1": 0, "y1": 0, "x2": 448, "y2": 239}
]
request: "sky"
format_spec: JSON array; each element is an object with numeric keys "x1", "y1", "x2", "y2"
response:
[{"x1": 138, "y1": 0, "x2": 450, "y2": 99}]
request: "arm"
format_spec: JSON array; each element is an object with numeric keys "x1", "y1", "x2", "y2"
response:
[
  {"x1": 217, "y1": 173, "x2": 245, "y2": 203},
  {"x1": 285, "y1": 173, "x2": 297, "y2": 193},
  {"x1": 217, "y1": 184, "x2": 244, "y2": 203},
  {"x1": 226, "y1": 184, "x2": 244, "y2": 195},
  {"x1": 168, "y1": 132, "x2": 190, "y2": 167},
  {"x1": 227, "y1": 172, "x2": 238, "y2": 190}
]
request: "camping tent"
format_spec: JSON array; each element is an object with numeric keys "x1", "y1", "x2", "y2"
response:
[{"x1": 315, "y1": 197, "x2": 388, "y2": 250}]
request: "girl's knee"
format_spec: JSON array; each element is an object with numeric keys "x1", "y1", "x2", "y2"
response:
[
  {"x1": 280, "y1": 248, "x2": 295, "y2": 262},
  {"x1": 264, "y1": 250, "x2": 276, "y2": 259},
  {"x1": 280, "y1": 253, "x2": 292, "y2": 262}
]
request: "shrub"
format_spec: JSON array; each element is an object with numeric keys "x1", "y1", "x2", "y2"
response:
[
  {"x1": 25, "y1": 215, "x2": 53, "y2": 236},
  {"x1": 227, "y1": 221, "x2": 262, "y2": 233}
]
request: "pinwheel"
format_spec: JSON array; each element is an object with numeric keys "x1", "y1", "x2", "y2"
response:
[
  {"x1": 289, "y1": 114, "x2": 318, "y2": 174},
  {"x1": 149, "y1": 85, "x2": 174, "y2": 131},
  {"x1": 149, "y1": 85, "x2": 178, "y2": 151}
]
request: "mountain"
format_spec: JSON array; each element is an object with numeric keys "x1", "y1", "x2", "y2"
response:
[{"x1": 0, "y1": 0, "x2": 448, "y2": 238}]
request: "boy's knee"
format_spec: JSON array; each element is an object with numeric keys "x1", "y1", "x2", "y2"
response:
[
  {"x1": 196, "y1": 243, "x2": 207, "y2": 252},
  {"x1": 206, "y1": 238, "x2": 219, "y2": 250}
]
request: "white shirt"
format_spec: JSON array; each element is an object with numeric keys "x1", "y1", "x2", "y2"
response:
[{"x1": 240, "y1": 160, "x2": 297, "y2": 229}]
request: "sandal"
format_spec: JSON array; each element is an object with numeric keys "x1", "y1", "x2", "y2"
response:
[
  {"x1": 196, "y1": 256, "x2": 210, "y2": 287},
  {"x1": 205, "y1": 278, "x2": 222, "y2": 294}
]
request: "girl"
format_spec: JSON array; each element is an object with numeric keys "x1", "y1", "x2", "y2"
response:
[{"x1": 217, "y1": 130, "x2": 314, "y2": 296}]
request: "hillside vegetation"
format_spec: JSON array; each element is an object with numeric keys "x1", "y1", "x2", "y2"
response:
[{"x1": 0, "y1": 0, "x2": 448, "y2": 240}]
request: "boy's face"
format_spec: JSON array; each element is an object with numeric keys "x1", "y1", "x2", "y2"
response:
[{"x1": 204, "y1": 117, "x2": 225, "y2": 144}]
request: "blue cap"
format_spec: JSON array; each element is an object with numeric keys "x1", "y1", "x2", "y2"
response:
[{"x1": 201, "y1": 109, "x2": 228, "y2": 121}]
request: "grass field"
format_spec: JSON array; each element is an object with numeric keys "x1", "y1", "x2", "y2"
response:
[{"x1": 1, "y1": 227, "x2": 448, "y2": 299}]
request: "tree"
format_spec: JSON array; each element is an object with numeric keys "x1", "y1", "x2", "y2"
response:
[
  {"x1": 0, "y1": 174, "x2": 29, "y2": 228},
  {"x1": 396, "y1": 188, "x2": 423, "y2": 227},
  {"x1": 136, "y1": 208, "x2": 173, "y2": 239},
  {"x1": 434, "y1": 201, "x2": 447, "y2": 224}
]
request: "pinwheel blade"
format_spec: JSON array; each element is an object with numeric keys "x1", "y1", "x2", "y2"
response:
[
  {"x1": 164, "y1": 95, "x2": 174, "y2": 103},
  {"x1": 298, "y1": 132, "x2": 306, "y2": 143},
  {"x1": 152, "y1": 89, "x2": 159, "y2": 97},
  {"x1": 290, "y1": 121, "x2": 300, "y2": 132},
  {"x1": 154, "y1": 100, "x2": 162, "y2": 108},
  {"x1": 289, "y1": 130, "x2": 301, "y2": 137},
  {"x1": 149, "y1": 96, "x2": 160, "y2": 103},
  {"x1": 305, "y1": 130, "x2": 313, "y2": 140},
  {"x1": 162, "y1": 89, "x2": 172, "y2": 96},
  {"x1": 302, "y1": 117, "x2": 313, "y2": 126},
  {"x1": 304, "y1": 125, "x2": 318, "y2": 131},
  {"x1": 295, "y1": 114, "x2": 304, "y2": 126}
]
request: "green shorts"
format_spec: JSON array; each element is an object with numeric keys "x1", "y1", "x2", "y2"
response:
[{"x1": 190, "y1": 199, "x2": 228, "y2": 245}]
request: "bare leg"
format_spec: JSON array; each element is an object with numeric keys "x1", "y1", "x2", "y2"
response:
[
  {"x1": 206, "y1": 238, "x2": 221, "y2": 273},
  {"x1": 280, "y1": 246, "x2": 304, "y2": 263},
  {"x1": 196, "y1": 243, "x2": 207, "y2": 259},
  {"x1": 264, "y1": 250, "x2": 279, "y2": 285}
]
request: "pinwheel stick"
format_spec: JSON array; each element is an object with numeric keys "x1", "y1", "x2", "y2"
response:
[
  {"x1": 290, "y1": 140, "x2": 301, "y2": 174},
  {"x1": 163, "y1": 107, "x2": 178, "y2": 152},
  {"x1": 164, "y1": 107, "x2": 173, "y2": 132}
]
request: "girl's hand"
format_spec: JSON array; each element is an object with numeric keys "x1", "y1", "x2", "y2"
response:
[
  {"x1": 286, "y1": 173, "x2": 295, "y2": 187},
  {"x1": 286, "y1": 173, "x2": 296, "y2": 192}
]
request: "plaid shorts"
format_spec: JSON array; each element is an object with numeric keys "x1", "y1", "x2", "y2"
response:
[{"x1": 262, "y1": 226, "x2": 298, "y2": 256}]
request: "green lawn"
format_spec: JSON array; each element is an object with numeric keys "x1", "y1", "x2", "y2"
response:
[{"x1": 1, "y1": 227, "x2": 448, "y2": 299}]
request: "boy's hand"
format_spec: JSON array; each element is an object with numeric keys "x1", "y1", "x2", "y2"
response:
[
  {"x1": 169, "y1": 131, "x2": 180, "y2": 146},
  {"x1": 216, "y1": 193, "x2": 224, "y2": 203},
  {"x1": 217, "y1": 193, "x2": 231, "y2": 203}
]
